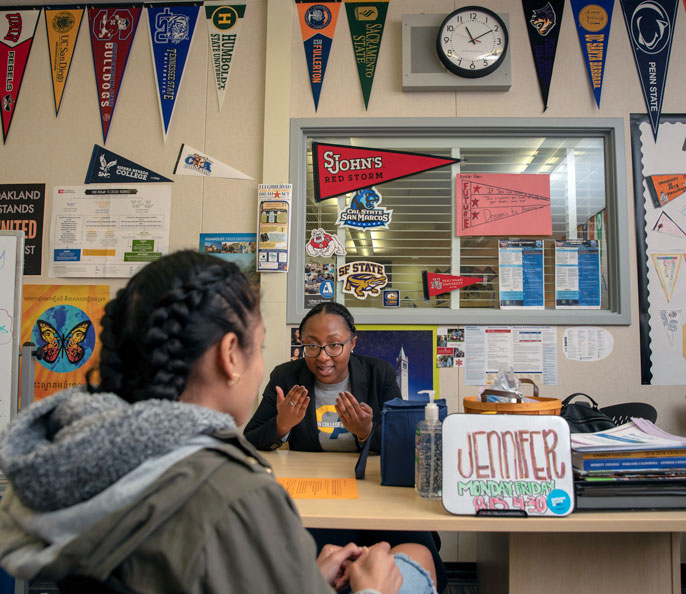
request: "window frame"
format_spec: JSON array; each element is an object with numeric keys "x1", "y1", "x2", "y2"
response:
[{"x1": 287, "y1": 117, "x2": 630, "y2": 326}]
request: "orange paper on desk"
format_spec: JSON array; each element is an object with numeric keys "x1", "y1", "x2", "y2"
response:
[
  {"x1": 277, "y1": 477, "x2": 359, "y2": 499},
  {"x1": 457, "y1": 173, "x2": 551, "y2": 236}
]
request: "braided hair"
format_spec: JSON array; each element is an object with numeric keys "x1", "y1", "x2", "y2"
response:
[
  {"x1": 298, "y1": 302, "x2": 356, "y2": 337},
  {"x1": 88, "y1": 250, "x2": 260, "y2": 403}
]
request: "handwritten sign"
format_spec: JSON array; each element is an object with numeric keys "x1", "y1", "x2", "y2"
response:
[{"x1": 442, "y1": 414, "x2": 573, "y2": 516}]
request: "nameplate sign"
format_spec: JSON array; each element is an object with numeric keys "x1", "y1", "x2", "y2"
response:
[{"x1": 442, "y1": 414, "x2": 574, "y2": 517}]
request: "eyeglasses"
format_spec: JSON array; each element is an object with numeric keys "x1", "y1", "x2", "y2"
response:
[{"x1": 302, "y1": 335, "x2": 354, "y2": 358}]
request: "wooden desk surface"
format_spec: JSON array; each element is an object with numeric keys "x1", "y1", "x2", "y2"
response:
[{"x1": 263, "y1": 449, "x2": 686, "y2": 533}]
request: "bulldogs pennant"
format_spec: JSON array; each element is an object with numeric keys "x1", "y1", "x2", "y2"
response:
[
  {"x1": 571, "y1": 0, "x2": 614, "y2": 108},
  {"x1": 621, "y1": 0, "x2": 678, "y2": 141},
  {"x1": 0, "y1": 8, "x2": 41, "y2": 143},
  {"x1": 88, "y1": 5, "x2": 141, "y2": 143},
  {"x1": 313, "y1": 142, "x2": 460, "y2": 202},
  {"x1": 45, "y1": 7, "x2": 84, "y2": 116},
  {"x1": 422, "y1": 271, "x2": 483, "y2": 299},
  {"x1": 522, "y1": 0, "x2": 565, "y2": 110},
  {"x1": 85, "y1": 145, "x2": 172, "y2": 183},
  {"x1": 296, "y1": 0, "x2": 342, "y2": 111},
  {"x1": 148, "y1": 3, "x2": 200, "y2": 141}
]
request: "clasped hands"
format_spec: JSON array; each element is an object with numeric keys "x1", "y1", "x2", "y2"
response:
[{"x1": 275, "y1": 385, "x2": 373, "y2": 441}]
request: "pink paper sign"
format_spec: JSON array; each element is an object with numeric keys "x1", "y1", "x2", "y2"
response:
[{"x1": 456, "y1": 173, "x2": 552, "y2": 236}]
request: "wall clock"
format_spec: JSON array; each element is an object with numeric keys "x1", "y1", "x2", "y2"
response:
[{"x1": 436, "y1": 6, "x2": 509, "y2": 79}]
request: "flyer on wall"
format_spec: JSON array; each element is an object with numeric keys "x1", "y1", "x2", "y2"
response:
[
  {"x1": 554, "y1": 239, "x2": 601, "y2": 309},
  {"x1": 49, "y1": 185, "x2": 171, "y2": 278},
  {"x1": 257, "y1": 184, "x2": 291, "y2": 272},
  {"x1": 498, "y1": 240, "x2": 544, "y2": 309}
]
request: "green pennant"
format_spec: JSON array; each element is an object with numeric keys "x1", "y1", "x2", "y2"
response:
[{"x1": 344, "y1": 1, "x2": 389, "y2": 109}]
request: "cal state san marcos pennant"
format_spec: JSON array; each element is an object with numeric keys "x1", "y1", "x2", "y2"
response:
[
  {"x1": 313, "y1": 142, "x2": 460, "y2": 202},
  {"x1": 88, "y1": 5, "x2": 141, "y2": 143},
  {"x1": 148, "y1": 3, "x2": 200, "y2": 141},
  {"x1": 296, "y1": 1, "x2": 342, "y2": 111},
  {"x1": 620, "y1": 0, "x2": 678, "y2": 141},
  {"x1": 45, "y1": 6, "x2": 84, "y2": 116},
  {"x1": 0, "y1": 8, "x2": 40, "y2": 144}
]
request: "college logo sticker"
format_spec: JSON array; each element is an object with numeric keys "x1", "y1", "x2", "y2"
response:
[
  {"x1": 45, "y1": 7, "x2": 84, "y2": 116},
  {"x1": 337, "y1": 261, "x2": 387, "y2": 300},
  {"x1": 306, "y1": 227, "x2": 346, "y2": 257},
  {"x1": 337, "y1": 187, "x2": 392, "y2": 230},
  {"x1": 85, "y1": 145, "x2": 173, "y2": 183}
]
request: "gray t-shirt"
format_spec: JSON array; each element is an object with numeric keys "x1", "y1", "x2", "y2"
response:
[{"x1": 314, "y1": 377, "x2": 357, "y2": 452}]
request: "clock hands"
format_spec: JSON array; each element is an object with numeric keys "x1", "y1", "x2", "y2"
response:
[
  {"x1": 471, "y1": 29, "x2": 493, "y2": 42},
  {"x1": 465, "y1": 26, "x2": 480, "y2": 44}
]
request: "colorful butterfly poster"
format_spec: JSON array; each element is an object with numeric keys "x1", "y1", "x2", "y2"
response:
[
  {"x1": 45, "y1": 6, "x2": 84, "y2": 116},
  {"x1": 22, "y1": 284, "x2": 109, "y2": 400}
]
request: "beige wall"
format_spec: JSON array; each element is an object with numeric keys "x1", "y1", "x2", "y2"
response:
[{"x1": 2, "y1": 1, "x2": 685, "y2": 433}]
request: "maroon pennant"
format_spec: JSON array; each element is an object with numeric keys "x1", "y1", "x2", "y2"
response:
[{"x1": 422, "y1": 271, "x2": 483, "y2": 299}]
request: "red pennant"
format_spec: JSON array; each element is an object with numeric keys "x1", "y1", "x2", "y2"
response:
[
  {"x1": 422, "y1": 271, "x2": 482, "y2": 299},
  {"x1": 312, "y1": 142, "x2": 460, "y2": 202}
]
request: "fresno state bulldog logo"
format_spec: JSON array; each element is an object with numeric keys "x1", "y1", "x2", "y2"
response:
[{"x1": 306, "y1": 228, "x2": 346, "y2": 257}]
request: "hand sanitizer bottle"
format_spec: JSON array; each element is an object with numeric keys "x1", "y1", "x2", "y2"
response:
[{"x1": 415, "y1": 392, "x2": 442, "y2": 499}]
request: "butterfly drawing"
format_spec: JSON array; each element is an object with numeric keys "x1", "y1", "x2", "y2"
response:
[{"x1": 37, "y1": 319, "x2": 92, "y2": 364}]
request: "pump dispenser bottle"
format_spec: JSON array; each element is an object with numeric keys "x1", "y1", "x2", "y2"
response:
[{"x1": 415, "y1": 391, "x2": 442, "y2": 499}]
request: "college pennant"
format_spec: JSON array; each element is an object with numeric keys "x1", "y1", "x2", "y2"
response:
[
  {"x1": 173, "y1": 143, "x2": 253, "y2": 179},
  {"x1": 344, "y1": 0, "x2": 388, "y2": 109},
  {"x1": 0, "y1": 8, "x2": 41, "y2": 143},
  {"x1": 313, "y1": 142, "x2": 460, "y2": 202},
  {"x1": 148, "y1": 3, "x2": 200, "y2": 141},
  {"x1": 522, "y1": 0, "x2": 565, "y2": 110},
  {"x1": 422, "y1": 271, "x2": 483, "y2": 299},
  {"x1": 620, "y1": 0, "x2": 678, "y2": 141},
  {"x1": 205, "y1": 2, "x2": 246, "y2": 111},
  {"x1": 571, "y1": 0, "x2": 613, "y2": 107},
  {"x1": 296, "y1": 0, "x2": 342, "y2": 111},
  {"x1": 85, "y1": 145, "x2": 173, "y2": 183},
  {"x1": 88, "y1": 5, "x2": 141, "y2": 143},
  {"x1": 45, "y1": 6, "x2": 84, "y2": 116}
]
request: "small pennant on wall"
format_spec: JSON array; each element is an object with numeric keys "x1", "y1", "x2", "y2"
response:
[
  {"x1": 85, "y1": 145, "x2": 173, "y2": 184},
  {"x1": 45, "y1": 6, "x2": 84, "y2": 116},
  {"x1": 422, "y1": 271, "x2": 483, "y2": 299}
]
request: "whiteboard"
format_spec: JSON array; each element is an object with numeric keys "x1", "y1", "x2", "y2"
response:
[{"x1": 0, "y1": 231, "x2": 23, "y2": 431}]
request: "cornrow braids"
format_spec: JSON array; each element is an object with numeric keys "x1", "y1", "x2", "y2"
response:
[
  {"x1": 88, "y1": 251, "x2": 259, "y2": 403},
  {"x1": 299, "y1": 302, "x2": 356, "y2": 337}
]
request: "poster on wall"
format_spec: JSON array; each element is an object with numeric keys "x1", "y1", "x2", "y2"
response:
[
  {"x1": 555, "y1": 239, "x2": 601, "y2": 309},
  {"x1": 0, "y1": 183, "x2": 45, "y2": 275},
  {"x1": 49, "y1": 185, "x2": 171, "y2": 278},
  {"x1": 45, "y1": 6, "x2": 84, "y2": 116},
  {"x1": 199, "y1": 232, "x2": 258, "y2": 288},
  {"x1": 630, "y1": 113, "x2": 686, "y2": 385},
  {"x1": 436, "y1": 326, "x2": 465, "y2": 368},
  {"x1": 498, "y1": 240, "x2": 544, "y2": 309},
  {"x1": 257, "y1": 184, "x2": 291, "y2": 272},
  {"x1": 22, "y1": 284, "x2": 109, "y2": 401}
]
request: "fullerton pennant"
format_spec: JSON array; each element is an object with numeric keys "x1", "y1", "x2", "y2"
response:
[
  {"x1": 620, "y1": 0, "x2": 678, "y2": 141},
  {"x1": 522, "y1": 0, "x2": 565, "y2": 110},
  {"x1": 0, "y1": 8, "x2": 41, "y2": 143},
  {"x1": 148, "y1": 3, "x2": 200, "y2": 141},
  {"x1": 45, "y1": 7, "x2": 84, "y2": 116},
  {"x1": 205, "y1": 2, "x2": 246, "y2": 111},
  {"x1": 422, "y1": 271, "x2": 483, "y2": 299},
  {"x1": 344, "y1": 0, "x2": 388, "y2": 109},
  {"x1": 313, "y1": 142, "x2": 461, "y2": 202},
  {"x1": 296, "y1": 0, "x2": 342, "y2": 111},
  {"x1": 88, "y1": 5, "x2": 141, "y2": 143},
  {"x1": 85, "y1": 145, "x2": 173, "y2": 183},
  {"x1": 571, "y1": 0, "x2": 613, "y2": 108}
]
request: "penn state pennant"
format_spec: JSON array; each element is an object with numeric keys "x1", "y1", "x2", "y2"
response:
[
  {"x1": 296, "y1": 0, "x2": 342, "y2": 111},
  {"x1": 205, "y1": 2, "x2": 246, "y2": 111},
  {"x1": 85, "y1": 145, "x2": 172, "y2": 183},
  {"x1": 571, "y1": 0, "x2": 613, "y2": 108},
  {"x1": 88, "y1": 5, "x2": 141, "y2": 143},
  {"x1": 620, "y1": 0, "x2": 678, "y2": 141},
  {"x1": 45, "y1": 6, "x2": 84, "y2": 116},
  {"x1": 313, "y1": 142, "x2": 460, "y2": 202},
  {"x1": 522, "y1": 0, "x2": 565, "y2": 110},
  {"x1": 344, "y1": 0, "x2": 388, "y2": 109},
  {"x1": 148, "y1": 2, "x2": 200, "y2": 141},
  {"x1": 0, "y1": 8, "x2": 40, "y2": 144}
]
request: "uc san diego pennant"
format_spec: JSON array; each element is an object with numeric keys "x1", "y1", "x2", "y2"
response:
[
  {"x1": 0, "y1": 8, "x2": 40, "y2": 144},
  {"x1": 205, "y1": 2, "x2": 246, "y2": 111},
  {"x1": 88, "y1": 5, "x2": 141, "y2": 143},
  {"x1": 522, "y1": 0, "x2": 565, "y2": 110},
  {"x1": 620, "y1": 0, "x2": 678, "y2": 141},
  {"x1": 45, "y1": 7, "x2": 84, "y2": 116},
  {"x1": 571, "y1": 0, "x2": 613, "y2": 108},
  {"x1": 344, "y1": 0, "x2": 388, "y2": 109},
  {"x1": 313, "y1": 142, "x2": 460, "y2": 202},
  {"x1": 148, "y1": 2, "x2": 200, "y2": 141},
  {"x1": 296, "y1": 0, "x2": 342, "y2": 111},
  {"x1": 85, "y1": 145, "x2": 172, "y2": 183}
]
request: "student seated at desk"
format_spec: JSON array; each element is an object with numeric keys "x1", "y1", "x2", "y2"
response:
[
  {"x1": 0, "y1": 252, "x2": 437, "y2": 594},
  {"x1": 244, "y1": 302, "x2": 447, "y2": 593}
]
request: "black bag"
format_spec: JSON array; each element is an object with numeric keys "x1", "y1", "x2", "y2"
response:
[{"x1": 560, "y1": 393, "x2": 616, "y2": 433}]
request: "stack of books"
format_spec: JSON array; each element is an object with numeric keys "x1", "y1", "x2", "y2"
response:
[{"x1": 571, "y1": 418, "x2": 686, "y2": 510}]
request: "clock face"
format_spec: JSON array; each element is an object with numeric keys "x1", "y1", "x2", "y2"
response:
[{"x1": 436, "y1": 7, "x2": 509, "y2": 79}]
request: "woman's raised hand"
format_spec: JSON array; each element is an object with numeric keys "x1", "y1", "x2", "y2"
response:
[
  {"x1": 275, "y1": 385, "x2": 309, "y2": 438},
  {"x1": 335, "y1": 391, "x2": 373, "y2": 442}
]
